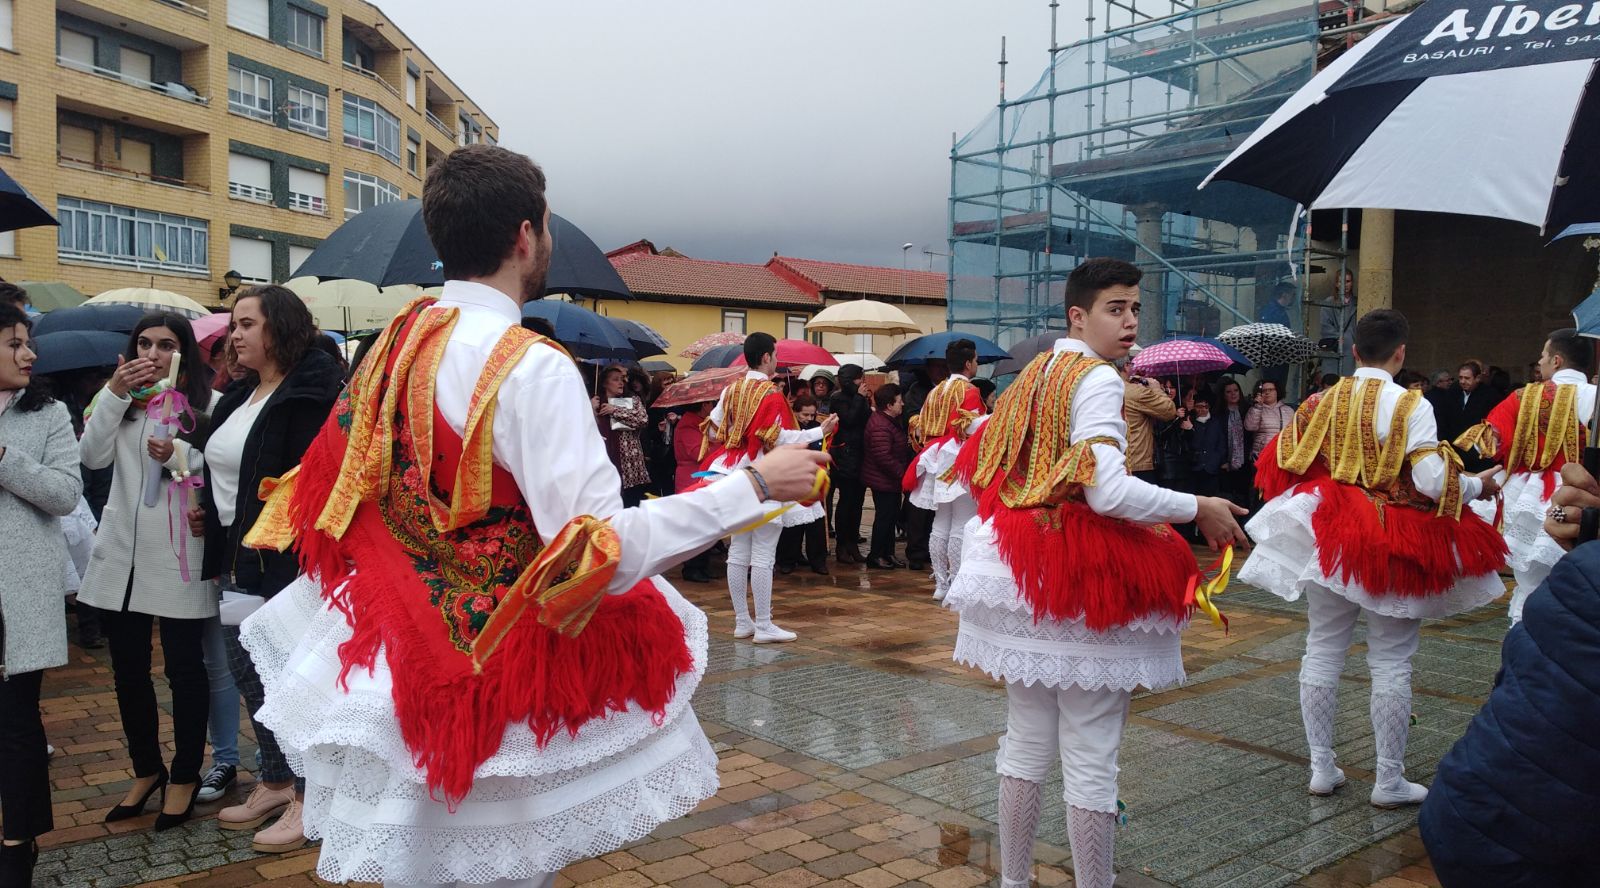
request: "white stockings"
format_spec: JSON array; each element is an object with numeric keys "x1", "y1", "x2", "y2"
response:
[
  {"x1": 1066, "y1": 805, "x2": 1116, "y2": 888},
  {"x1": 998, "y1": 776, "x2": 1041, "y2": 888}
]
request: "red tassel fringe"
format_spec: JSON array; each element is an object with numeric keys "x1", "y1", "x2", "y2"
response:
[{"x1": 901, "y1": 452, "x2": 922, "y2": 494}]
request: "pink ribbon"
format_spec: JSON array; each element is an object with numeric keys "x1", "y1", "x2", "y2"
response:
[
  {"x1": 145, "y1": 388, "x2": 196, "y2": 433},
  {"x1": 167, "y1": 474, "x2": 205, "y2": 582}
]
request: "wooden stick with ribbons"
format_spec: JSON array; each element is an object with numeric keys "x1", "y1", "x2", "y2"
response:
[{"x1": 1184, "y1": 545, "x2": 1234, "y2": 633}]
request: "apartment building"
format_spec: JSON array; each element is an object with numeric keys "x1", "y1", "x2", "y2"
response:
[{"x1": 0, "y1": 0, "x2": 497, "y2": 307}]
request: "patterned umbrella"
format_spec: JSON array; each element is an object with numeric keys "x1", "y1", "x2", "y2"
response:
[
  {"x1": 1130, "y1": 339, "x2": 1235, "y2": 377},
  {"x1": 86, "y1": 287, "x2": 209, "y2": 319},
  {"x1": 691, "y1": 343, "x2": 745, "y2": 371},
  {"x1": 653, "y1": 367, "x2": 745, "y2": 409},
  {"x1": 680, "y1": 331, "x2": 745, "y2": 359},
  {"x1": 1217, "y1": 323, "x2": 1317, "y2": 368}
]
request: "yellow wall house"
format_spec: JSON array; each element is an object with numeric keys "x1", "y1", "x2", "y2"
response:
[
  {"x1": 602, "y1": 240, "x2": 947, "y2": 373},
  {"x1": 0, "y1": 0, "x2": 496, "y2": 307}
]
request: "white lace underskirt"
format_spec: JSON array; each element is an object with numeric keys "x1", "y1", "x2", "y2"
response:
[
  {"x1": 710, "y1": 453, "x2": 824, "y2": 526},
  {"x1": 239, "y1": 573, "x2": 719, "y2": 883},
  {"x1": 943, "y1": 520, "x2": 1186, "y2": 692},
  {"x1": 1467, "y1": 470, "x2": 1564, "y2": 574},
  {"x1": 908, "y1": 441, "x2": 966, "y2": 510},
  {"x1": 1241, "y1": 488, "x2": 1505, "y2": 620}
]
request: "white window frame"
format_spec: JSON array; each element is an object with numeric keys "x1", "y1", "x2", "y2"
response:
[
  {"x1": 0, "y1": 98, "x2": 13, "y2": 157},
  {"x1": 342, "y1": 170, "x2": 401, "y2": 219},
  {"x1": 342, "y1": 94, "x2": 400, "y2": 165},
  {"x1": 405, "y1": 134, "x2": 420, "y2": 175},
  {"x1": 405, "y1": 71, "x2": 418, "y2": 108},
  {"x1": 285, "y1": 86, "x2": 328, "y2": 138},
  {"x1": 287, "y1": 167, "x2": 327, "y2": 216},
  {"x1": 786, "y1": 314, "x2": 808, "y2": 342},
  {"x1": 285, "y1": 6, "x2": 324, "y2": 57},
  {"x1": 0, "y1": 0, "x2": 14, "y2": 53},
  {"x1": 722, "y1": 310, "x2": 747, "y2": 335},
  {"x1": 229, "y1": 235, "x2": 272, "y2": 284},
  {"x1": 228, "y1": 67, "x2": 273, "y2": 122},
  {"x1": 57, "y1": 196, "x2": 209, "y2": 274},
  {"x1": 853, "y1": 333, "x2": 873, "y2": 353},
  {"x1": 0, "y1": 231, "x2": 15, "y2": 258}
]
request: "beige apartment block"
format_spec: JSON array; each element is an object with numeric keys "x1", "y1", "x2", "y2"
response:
[{"x1": 0, "y1": 0, "x2": 497, "y2": 308}]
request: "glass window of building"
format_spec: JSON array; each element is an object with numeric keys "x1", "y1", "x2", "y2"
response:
[
  {"x1": 405, "y1": 71, "x2": 418, "y2": 108},
  {"x1": 723, "y1": 310, "x2": 747, "y2": 335},
  {"x1": 287, "y1": 6, "x2": 324, "y2": 57},
  {"x1": 227, "y1": 153, "x2": 272, "y2": 203},
  {"x1": 0, "y1": 1, "x2": 13, "y2": 52},
  {"x1": 228, "y1": 67, "x2": 273, "y2": 121},
  {"x1": 342, "y1": 94, "x2": 400, "y2": 165},
  {"x1": 342, "y1": 170, "x2": 401, "y2": 218},
  {"x1": 0, "y1": 99, "x2": 13, "y2": 156},
  {"x1": 229, "y1": 236, "x2": 272, "y2": 284},
  {"x1": 288, "y1": 167, "x2": 327, "y2": 215},
  {"x1": 406, "y1": 133, "x2": 420, "y2": 175},
  {"x1": 57, "y1": 197, "x2": 209, "y2": 274},
  {"x1": 786, "y1": 315, "x2": 808, "y2": 342},
  {"x1": 286, "y1": 87, "x2": 328, "y2": 137}
]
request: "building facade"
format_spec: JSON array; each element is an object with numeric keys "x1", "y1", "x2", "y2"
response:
[{"x1": 0, "y1": 0, "x2": 495, "y2": 306}]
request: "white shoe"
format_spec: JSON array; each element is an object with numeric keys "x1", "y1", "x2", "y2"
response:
[
  {"x1": 932, "y1": 585, "x2": 947, "y2": 602},
  {"x1": 733, "y1": 621, "x2": 755, "y2": 639},
  {"x1": 753, "y1": 623, "x2": 797, "y2": 644},
  {"x1": 1308, "y1": 766, "x2": 1346, "y2": 796},
  {"x1": 1371, "y1": 777, "x2": 1427, "y2": 809}
]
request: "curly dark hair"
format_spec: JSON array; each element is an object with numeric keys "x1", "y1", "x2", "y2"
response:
[
  {"x1": 232, "y1": 284, "x2": 317, "y2": 373},
  {"x1": 0, "y1": 303, "x2": 53, "y2": 412}
]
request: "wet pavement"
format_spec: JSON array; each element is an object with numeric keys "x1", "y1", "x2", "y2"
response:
[{"x1": 23, "y1": 547, "x2": 1500, "y2": 888}]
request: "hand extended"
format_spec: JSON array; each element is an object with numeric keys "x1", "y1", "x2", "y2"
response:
[
  {"x1": 186, "y1": 507, "x2": 206, "y2": 539},
  {"x1": 748, "y1": 445, "x2": 832, "y2": 503},
  {"x1": 147, "y1": 436, "x2": 175, "y2": 463},
  {"x1": 109, "y1": 355, "x2": 159, "y2": 398},
  {"x1": 1544, "y1": 462, "x2": 1600, "y2": 551},
  {"x1": 1194, "y1": 495, "x2": 1250, "y2": 552},
  {"x1": 1473, "y1": 465, "x2": 1504, "y2": 501},
  {"x1": 819, "y1": 413, "x2": 840, "y2": 436}
]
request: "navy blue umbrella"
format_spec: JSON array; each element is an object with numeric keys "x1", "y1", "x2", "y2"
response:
[
  {"x1": 691, "y1": 343, "x2": 743, "y2": 371},
  {"x1": 32, "y1": 303, "x2": 146, "y2": 337},
  {"x1": 31, "y1": 331, "x2": 126, "y2": 375},
  {"x1": 547, "y1": 214, "x2": 631, "y2": 301},
  {"x1": 0, "y1": 166, "x2": 58, "y2": 233},
  {"x1": 520, "y1": 300, "x2": 634, "y2": 360},
  {"x1": 1570, "y1": 287, "x2": 1600, "y2": 473},
  {"x1": 607, "y1": 317, "x2": 668, "y2": 358},
  {"x1": 883, "y1": 331, "x2": 1009, "y2": 370}
]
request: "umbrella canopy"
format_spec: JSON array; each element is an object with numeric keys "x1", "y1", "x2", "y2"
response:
[
  {"x1": 992, "y1": 331, "x2": 1066, "y2": 376},
  {"x1": 639, "y1": 359, "x2": 677, "y2": 374},
  {"x1": 1202, "y1": 5, "x2": 1600, "y2": 232},
  {"x1": 19, "y1": 281, "x2": 85, "y2": 312},
  {"x1": 805, "y1": 300, "x2": 920, "y2": 335},
  {"x1": 191, "y1": 312, "x2": 232, "y2": 350},
  {"x1": 691, "y1": 343, "x2": 745, "y2": 371},
  {"x1": 607, "y1": 317, "x2": 669, "y2": 359},
  {"x1": 1131, "y1": 339, "x2": 1237, "y2": 377},
  {"x1": 32, "y1": 303, "x2": 146, "y2": 336},
  {"x1": 546, "y1": 214, "x2": 631, "y2": 301},
  {"x1": 883, "y1": 331, "x2": 1009, "y2": 369},
  {"x1": 680, "y1": 331, "x2": 745, "y2": 359},
  {"x1": 284, "y1": 276, "x2": 420, "y2": 333},
  {"x1": 798, "y1": 365, "x2": 836, "y2": 381},
  {"x1": 86, "y1": 287, "x2": 209, "y2": 319},
  {"x1": 1217, "y1": 323, "x2": 1318, "y2": 368},
  {"x1": 520, "y1": 300, "x2": 634, "y2": 360},
  {"x1": 653, "y1": 367, "x2": 745, "y2": 409},
  {"x1": 733, "y1": 338, "x2": 837, "y2": 369},
  {"x1": 829, "y1": 352, "x2": 887, "y2": 372},
  {"x1": 30, "y1": 330, "x2": 126, "y2": 375},
  {"x1": 0, "y1": 166, "x2": 59, "y2": 233}
]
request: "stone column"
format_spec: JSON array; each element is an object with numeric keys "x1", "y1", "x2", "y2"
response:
[
  {"x1": 1131, "y1": 203, "x2": 1166, "y2": 343},
  {"x1": 1357, "y1": 209, "x2": 1395, "y2": 316}
]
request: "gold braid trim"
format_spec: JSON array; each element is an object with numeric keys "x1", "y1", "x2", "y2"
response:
[
  {"x1": 1410, "y1": 442, "x2": 1466, "y2": 519},
  {"x1": 712, "y1": 378, "x2": 781, "y2": 454},
  {"x1": 966, "y1": 350, "x2": 1111, "y2": 509},
  {"x1": 1453, "y1": 421, "x2": 1500, "y2": 461},
  {"x1": 909, "y1": 378, "x2": 974, "y2": 450},
  {"x1": 697, "y1": 414, "x2": 717, "y2": 464},
  {"x1": 1544, "y1": 383, "x2": 1582, "y2": 468},
  {"x1": 1279, "y1": 378, "x2": 1418, "y2": 491}
]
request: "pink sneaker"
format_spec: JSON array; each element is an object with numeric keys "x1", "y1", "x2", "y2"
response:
[
  {"x1": 217, "y1": 782, "x2": 293, "y2": 831},
  {"x1": 251, "y1": 798, "x2": 307, "y2": 853}
]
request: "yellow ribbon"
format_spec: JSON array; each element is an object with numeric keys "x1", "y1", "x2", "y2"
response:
[
  {"x1": 1185, "y1": 545, "x2": 1233, "y2": 632},
  {"x1": 727, "y1": 468, "x2": 830, "y2": 535}
]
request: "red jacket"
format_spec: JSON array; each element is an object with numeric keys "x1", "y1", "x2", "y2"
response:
[
  {"x1": 672, "y1": 408, "x2": 704, "y2": 493},
  {"x1": 861, "y1": 411, "x2": 910, "y2": 492}
]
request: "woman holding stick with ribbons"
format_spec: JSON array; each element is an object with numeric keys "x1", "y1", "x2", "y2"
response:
[{"x1": 77, "y1": 312, "x2": 215, "y2": 831}]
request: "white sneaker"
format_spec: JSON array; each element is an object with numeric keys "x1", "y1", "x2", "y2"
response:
[
  {"x1": 932, "y1": 585, "x2": 947, "y2": 602},
  {"x1": 733, "y1": 621, "x2": 755, "y2": 639},
  {"x1": 1371, "y1": 777, "x2": 1427, "y2": 809},
  {"x1": 1308, "y1": 765, "x2": 1346, "y2": 796},
  {"x1": 753, "y1": 623, "x2": 797, "y2": 644}
]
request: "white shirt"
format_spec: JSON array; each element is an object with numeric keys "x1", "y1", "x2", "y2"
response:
[
  {"x1": 706, "y1": 369, "x2": 824, "y2": 450},
  {"x1": 208, "y1": 391, "x2": 268, "y2": 527},
  {"x1": 1350, "y1": 367, "x2": 1482, "y2": 503},
  {"x1": 432, "y1": 282, "x2": 767, "y2": 594},
  {"x1": 1550, "y1": 368, "x2": 1597, "y2": 423},
  {"x1": 1053, "y1": 338, "x2": 1198, "y2": 524}
]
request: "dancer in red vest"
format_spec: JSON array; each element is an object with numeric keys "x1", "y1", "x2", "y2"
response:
[
  {"x1": 237, "y1": 146, "x2": 826, "y2": 888},
  {"x1": 905, "y1": 338, "x2": 985, "y2": 602}
]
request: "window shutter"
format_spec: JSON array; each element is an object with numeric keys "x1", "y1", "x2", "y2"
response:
[
  {"x1": 120, "y1": 48, "x2": 153, "y2": 84},
  {"x1": 229, "y1": 236, "x2": 273, "y2": 283},
  {"x1": 287, "y1": 167, "x2": 325, "y2": 199},
  {"x1": 119, "y1": 139, "x2": 152, "y2": 176},
  {"x1": 59, "y1": 125, "x2": 97, "y2": 163},
  {"x1": 228, "y1": 0, "x2": 269, "y2": 38},
  {"x1": 0, "y1": 1, "x2": 15, "y2": 52},
  {"x1": 227, "y1": 153, "x2": 271, "y2": 189},
  {"x1": 59, "y1": 29, "x2": 95, "y2": 66}
]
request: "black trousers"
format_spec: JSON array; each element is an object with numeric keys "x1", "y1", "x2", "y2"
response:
[
  {"x1": 869, "y1": 488, "x2": 902, "y2": 561},
  {"x1": 0, "y1": 656, "x2": 51, "y2": 841},
  {"x1": 224, "y1": 625, "x2": 296, "y2": 785},
  {"x1": 833, "y1": 479, "x2": 866, "y2": 550},
  {"x1": 778, "y1": 519, "x2": 828, "y2": 571},
  {"x1": 102, "y1": 609, "x2": 210, "y2": 785},
  {"x1": 904, "y1": 502, "x2": 933, "y2": 565}
]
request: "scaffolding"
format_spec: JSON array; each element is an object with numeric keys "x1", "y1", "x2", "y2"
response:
[{"x1": 948, "y1": 0, "x2": 1374, "y2": 347}]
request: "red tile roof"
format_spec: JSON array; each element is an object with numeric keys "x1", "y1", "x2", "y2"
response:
[
  {"x1": 609, "y1": 249, "x2": 821, "y2": 308},
  {"x1": 772, "y1": 256, "x2": 946, "y2": 302}
]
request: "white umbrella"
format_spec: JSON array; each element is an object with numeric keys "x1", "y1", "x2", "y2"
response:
[
  {"x1": 285, "y1": 276, "x2": 420, "y2": 332},
  {"x1": 829, "y1": 352, "x2": 888, "y2": 372},
  {"x1": 85, "y1": 287, "x2": 208, "y2": 319},
  {"x1": 805, "y1": 300, "x2": 920, "y2": 335}
]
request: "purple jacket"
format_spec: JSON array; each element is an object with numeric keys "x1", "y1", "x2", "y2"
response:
[{"x1": 861, "y1": 410, "x2": 910, "y2": 492}]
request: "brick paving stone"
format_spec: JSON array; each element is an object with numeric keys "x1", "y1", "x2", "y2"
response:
[
  {"x1": 746, "y1": 826, "x2": 812, "y2": 852},
  {"x1": 709, "y1": 861, "x2": 768, "y2": 884},
  {"x1": 845, "y1": 866, "x2": 907, "y2": 888},
  {"x1": 805, "y1": 851, "x2": 876, "y2": 879},
  {"x1": 638, "y1": 853, "x2": 711, "y2": 883},
  {"x1": 752, "y1": 867, "x2": 829, "y2": 888}
]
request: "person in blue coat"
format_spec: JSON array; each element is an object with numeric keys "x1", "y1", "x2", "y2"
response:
[{"x1": 1419, "y1": 463, "x2": 1600, "y2": 887}]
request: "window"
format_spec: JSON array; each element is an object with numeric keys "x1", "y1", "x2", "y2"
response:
[
  {"x1": 0, "y1": 0, "x2": 13, "y2": 52},
  {"x1": 119, "y1": 48, "x2": 153, "y2": 85},
  {"x1": 406, "y1": 133, "x2": 419, "y2": 175},
  {"x1": 228, "y1": 0, "x2": 269, "y2": 38},
  {"x1": 286, "y1": 6, "x2": 324, "y2": 57},
  {"x1": 228, "y1": 67, "x2": 273, "y2": 121},
  {"x1": 342, "y1": 170, "x2": 401, "y2": 218},
  {"x1": 58, "y1": 124, "x2": 97, "y2": 164},
  {"x1": 342, "y1": 95, "x2": 400, "y2": 164},
  {"x1": 786, "y1": 315, "x2": 807, "y2": 342},
  {"x1": 229, "y1": 236, "x2": 272, "y2": 284},
  {"x1": 57, "y1": 196, "x2": 209, "y2": 274},
  {"x1": 288, "y1": 244, "x2": 315, "y2": 278},
  {"x1": 0, "y1": 99, "x2": 12, "y2": 156},
  {"x1": 288, "y1": 167, "x2": 326, "y2": 215},
  {"x1": 0, "y1": 231, "x2": 14, "y2": 257},
  {"x1": 722, "y1": 310, "x2": 746, "y2": 335},
  {"x1": 486, "y1": 131, "x2": 497, "y2": 147},
  {"x1": 58, "y1": 29, "x2": 95, "y2": 70},
  {"x1": 405, "y1": 71, "x2": 418, "y2": 108},
  {"x1": 285, "y1": 87, "x2": 328, "y2": 137},
  {"x1": 227, "y1": 153, "x2": 272, "y2": 203},
  {"x1": 118, "y1": 138, "x2": 152, "y2": 177}
]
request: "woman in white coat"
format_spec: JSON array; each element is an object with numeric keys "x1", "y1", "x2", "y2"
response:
[{"x1": 77, "y1": 312, "x2": 215, "y2": 831}]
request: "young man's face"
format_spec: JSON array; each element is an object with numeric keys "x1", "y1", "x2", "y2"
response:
[
  {"x1": 1070, "y1": 284, "x2": 1141, "y2": 360},
  {"x1": 1537, "y1": 341, "x2": 1561, "y2": 381},
  {"x1": 1457, "y1": 367, "x2": 1480, "y2": 392}
]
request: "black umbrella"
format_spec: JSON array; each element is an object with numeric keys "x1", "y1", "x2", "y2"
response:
[
  {"x1": 0, "y1": 166, "x2": 59, "y2": 233},
  {"x1": 607, "y1": 317, "x2": 668, "y2": 358},
  {"x1": 691, "y1": 343, "x2": 744, "y2": 371},
  {"x1": 520, "y1": 300, "x2": 634, "y2": 361},
  {"x1": 292, "y1": 200, "x2": 633, "y2": 298},
  {"x1": 992, "y1": 331, "x2": 1064, "y2": 376},
  {"x1": 31, "y1": 331, "x2": 126, "y2": 375},
  {"x1": 884, "y1": 331, "x2": 1009, "y2": 370},
  {"x1": 32, "y1": 303, "x2": 146, "y2": 336}
]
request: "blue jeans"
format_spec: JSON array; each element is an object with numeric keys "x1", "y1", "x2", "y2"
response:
[{"x1": 200, "y1": 613, "x2": 240, "y2": 767}]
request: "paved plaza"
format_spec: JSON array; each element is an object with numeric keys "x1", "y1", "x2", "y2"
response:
[{"x1": 25, "y1": 547, "x2": 1502, "y2": 888}]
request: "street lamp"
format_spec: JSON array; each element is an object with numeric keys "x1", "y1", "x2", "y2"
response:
[
  {"x1": 900, "y1": 243, "x2": 913, "y2": 304},
  {"x1": 218, "y1": 269, "x2": 243, "y2": 302}
]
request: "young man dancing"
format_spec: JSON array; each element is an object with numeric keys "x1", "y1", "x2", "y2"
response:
[
  {"x1": 702, "y1": 332, "x2": 837, "y2": 642},
  {"x1": 905, "y1": 337, "x2": 985, "y2": 601},
  {"x1": 237, "y1": 146, "x2": 827, "y2": 888},
  {"x1": 945, "y1": 258, "x2": 1249, "y2": 888},
  {"x1": 1454, "y1": 327, "x2": 1595, "y2": 625},
  {"x1": 1241, "y1": 309, "x2": 1505, "y2": 809}
]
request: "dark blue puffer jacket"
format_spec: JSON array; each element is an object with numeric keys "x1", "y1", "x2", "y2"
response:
[{"x1": 1419, "y1": 540, "x2": 1600, "y2": 886}]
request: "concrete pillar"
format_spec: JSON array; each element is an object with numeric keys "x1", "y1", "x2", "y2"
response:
[
  {"x1": 1131, "y1": 203, "x2": 1166, "y2": 343},
  {"x1": 1357, "y1": 208, "x2": 1395, "y2": 316}
]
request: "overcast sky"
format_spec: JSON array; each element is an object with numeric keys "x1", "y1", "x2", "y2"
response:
[{"x1": 379, "y1": 1, "x2": 1077, "y2": 268}]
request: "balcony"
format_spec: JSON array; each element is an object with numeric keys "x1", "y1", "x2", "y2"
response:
[
  {"x1": 57, "y1": 56, "x2": 209, "y2": 105},
  {"x1": 425, "y1": 108, "x2": 454, "y2": 140},
  {"x1": 344, "y1": 60, "x2": 401, "y2": 100},
  {"x1": 227, "y1": 181, "x2": 272, "y2": 204},
  {"x1": 59, "y1": 154, "x2": 205, "y2": 193},
  {"x1": 154, "y1": 0, "x2": 207, "y2": 17},
  {"x1": 288, "y1": 192, "x2": 327, "y2": 216}
]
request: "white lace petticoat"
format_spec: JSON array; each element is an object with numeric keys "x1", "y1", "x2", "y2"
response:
[
  {"x1": 711, "y1": 452, "x2": 825, "y2": 527},
  {"x1": 1467, "y1": 469, "x2": 1565, "y2": 574},
  {"x1": 1241, "y1": 488, "x2": 1505, "y2": 620},
  {"x1": 908, "y1": 440, "x2": 966, "y2": 511},
  {"x1": 239, "y1": 573, "x2": 720, "y2": 883},
  {"x1": 943, "y1": 519, "x2": 1187, "y2": 692}
]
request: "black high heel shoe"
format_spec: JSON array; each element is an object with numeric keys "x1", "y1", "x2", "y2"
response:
[
  {"x1": 154, "y1": 783, "x2": 197, "y2": 832},
  {"x1": 104, "y1": 770, "x2": 167, "y2": 822}
]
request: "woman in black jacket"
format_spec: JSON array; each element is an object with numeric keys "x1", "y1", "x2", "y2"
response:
[{"x1": 192, "y1": 285, "x2": 340, "y2": 855}]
